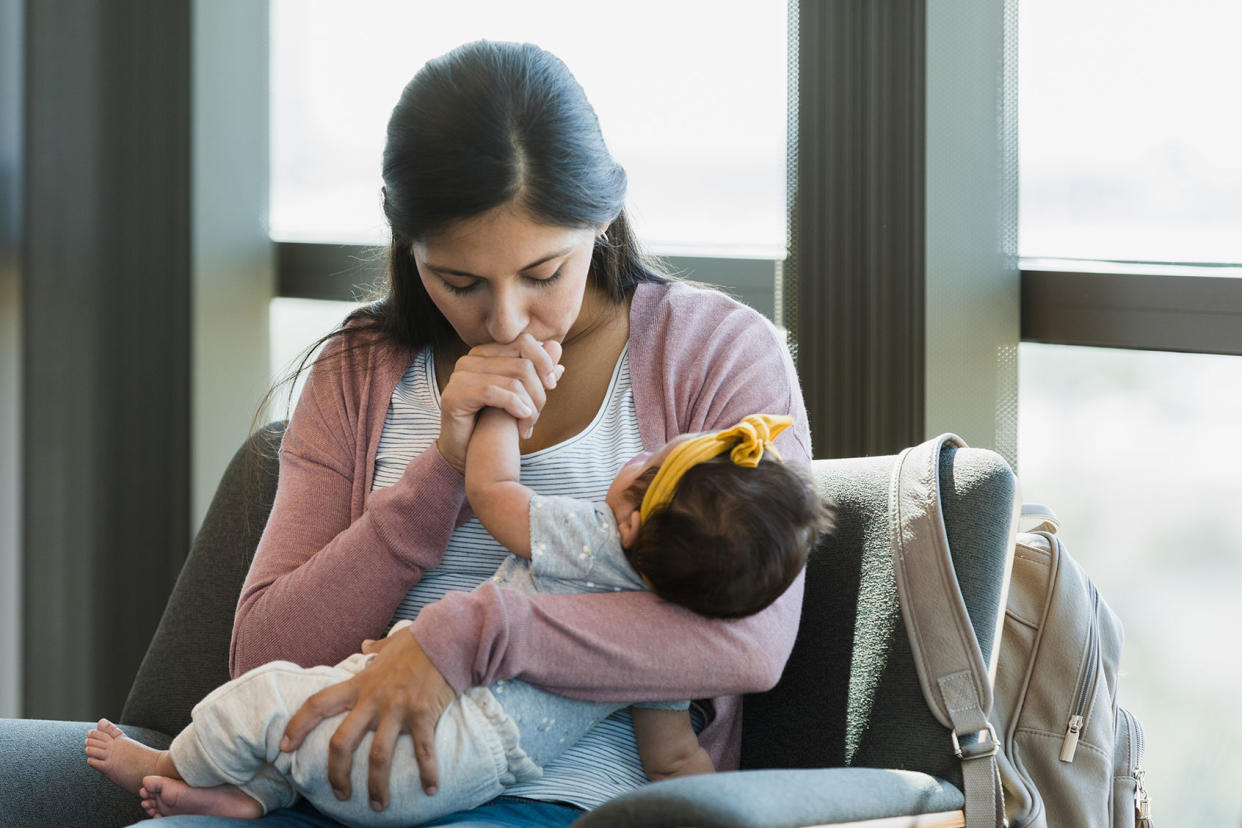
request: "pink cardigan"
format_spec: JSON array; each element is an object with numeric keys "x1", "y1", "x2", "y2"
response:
[{"x1": 231, "y1": 280, "x2": 812, "y2": 769}]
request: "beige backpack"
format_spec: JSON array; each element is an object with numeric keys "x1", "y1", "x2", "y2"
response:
[{"x1": 891, "y1": 435, "x2": 1154, "y2": 828}]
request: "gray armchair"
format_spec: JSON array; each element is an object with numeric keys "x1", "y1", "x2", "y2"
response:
[{"x1": 0, "y1": 425, "x2": 1014, "y2": 828}]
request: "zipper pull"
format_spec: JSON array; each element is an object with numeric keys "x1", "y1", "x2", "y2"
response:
[
  {"x1": 1135, "y1": 769, "x2": 1155, "y2": 827},
  {"x1": 1059, "y1": 715, "x2": 1083, "y2": 762}
]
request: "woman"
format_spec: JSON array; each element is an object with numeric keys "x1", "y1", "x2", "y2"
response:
[{"x1": 171, "y1": 40, "x2": 811, "y2": 826}]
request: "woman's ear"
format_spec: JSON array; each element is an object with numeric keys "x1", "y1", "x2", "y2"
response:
[{"x1": 617, "y1": 510, "x2": 643, "y2": 549}]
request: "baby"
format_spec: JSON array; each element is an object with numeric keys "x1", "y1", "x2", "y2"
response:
[{"x1": 86, "y1": 412, "x2": 831, "y2": 826}]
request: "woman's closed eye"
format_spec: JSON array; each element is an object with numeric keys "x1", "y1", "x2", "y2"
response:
[
  {"x1": 525, "y1": 266, "x2": 563, "y2": 288},
  {"x1": 441, "y1": 278, "x2": 480, "y2": 295},
  {"x1": 438, "y1": 266, "x2": 563, "y2": 296}
]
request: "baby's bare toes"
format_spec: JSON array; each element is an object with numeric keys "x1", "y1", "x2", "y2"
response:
[{"x1": 97, "y1": 718, "x2": 125, "y2": 739}]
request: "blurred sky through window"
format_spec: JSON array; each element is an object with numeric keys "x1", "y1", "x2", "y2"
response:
[
  {"x1": 1019, "y1": 0, "x2": 1242, "y2": 264},
  {"x1": 269, "y1": 0, "x2": 788, "y2": 258}
]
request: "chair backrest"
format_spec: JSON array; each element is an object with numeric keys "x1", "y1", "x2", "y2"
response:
[
  {"x1": 740, "y1": 445, "x2": 1015, "y2": 789},
  {"x1": 120, "y1": 422, "x2": 285, "y2": 736}
]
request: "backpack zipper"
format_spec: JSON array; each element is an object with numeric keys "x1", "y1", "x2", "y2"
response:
[
  {"x1": 1122, "y1": 707, "x2": 1153, "y2": 824},
  {"x1": 1125, "y1": 706, "x2": 1144, "y2": 769},
  {"x1": 1136, "y1": 768, "x2": 1153, "y2": 825},
  {"x1": 1059, "y1": 582, "x2": 1101, "y2": 763}
]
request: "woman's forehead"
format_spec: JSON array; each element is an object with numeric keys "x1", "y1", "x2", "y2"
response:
[
  {"x1": 414, "y1": 206, "x2": 591, "y2": 269},
  {"x1": 426, "y1": 205, "x2": 579, "y2": 246}
]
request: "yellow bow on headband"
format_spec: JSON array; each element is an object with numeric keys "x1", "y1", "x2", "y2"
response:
[{"x1": 639, "y1": 413, "x2": 793, "y2": 522}]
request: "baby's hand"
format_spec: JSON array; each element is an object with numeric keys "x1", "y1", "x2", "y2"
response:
[{"x1": 436, "y1": 335, "x2": 563, "y2": 470}]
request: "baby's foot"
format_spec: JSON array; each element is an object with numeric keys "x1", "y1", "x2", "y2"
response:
[
  {"x1": 140, "y1": 776, "x2": 263, "y2": 820},
  {"x1": 84, "y1": 719, "x2": 165, "y2": 794}
]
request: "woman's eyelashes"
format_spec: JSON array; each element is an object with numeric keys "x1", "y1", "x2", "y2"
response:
[
  {"x1": 439, "y1": 267, "x2": 563, "y2": 296},
  {"x1": 527, "y1": 266, "x2": 564, "y2": 288},
  {"x1": 441, "y1": 278, "x2": 478, "y2": 296}
]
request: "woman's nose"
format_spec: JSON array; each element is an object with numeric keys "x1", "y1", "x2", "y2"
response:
[{"x1": 487, "y1": 288, "x2": 529, "y2": 344}]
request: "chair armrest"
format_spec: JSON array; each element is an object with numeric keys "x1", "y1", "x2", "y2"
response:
[
  {"x1": 574, "y1": 767, "x2": 964, "y2": 828},
  {"x1": 0, "y1": 718, "x2": 171, "y2": 828}
]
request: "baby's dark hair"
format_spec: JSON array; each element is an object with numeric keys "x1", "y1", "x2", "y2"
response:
[{"x1": 623, "y1": 455, "x2": 834, "y2": 619}]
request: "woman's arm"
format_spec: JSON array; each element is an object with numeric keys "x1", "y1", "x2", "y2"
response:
[
  {"x1": 413, "y1": 575, "x2": 804, "y2": 699},
  {"x1": 230, "y1": 345, "x2": 467, "y2": 676},
  {"x1": 231, "y1": 444, "x2": 467, "y2": 676},
  {"x1": 232, "y1": 335, "x2": 564, "y2": 676}
]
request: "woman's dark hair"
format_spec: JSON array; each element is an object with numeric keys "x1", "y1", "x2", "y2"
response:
[
  {"x1": 345, "y1": 40, "x2": 665, "y2": 351},
  {"x1": 624, "y1": 456, "x2": 835, "y2": 620},
  {"x1": 258, "y1": 41, "x2": 669, "y2": 430}
]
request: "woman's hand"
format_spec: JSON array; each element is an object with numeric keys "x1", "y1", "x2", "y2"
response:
[
  {"x1": 437, "y1": 334, "x2": 562, "y2": 472},
  {"x1": 280, "y1": 628, "x2": 457, "y2": 811}
]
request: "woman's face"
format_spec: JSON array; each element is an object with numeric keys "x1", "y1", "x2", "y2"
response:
[{"x1": 411, "y1": 204, "x2": 603, "y2": 348}]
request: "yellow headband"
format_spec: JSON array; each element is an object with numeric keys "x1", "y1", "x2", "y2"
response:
[{"x1": 639, "y1": 413, "x2": 793, "y2": 522}]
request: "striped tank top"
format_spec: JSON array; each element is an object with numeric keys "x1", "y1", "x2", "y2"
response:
[{"x1": 372, "y1": 345, "x2": 651, "y2": 810}]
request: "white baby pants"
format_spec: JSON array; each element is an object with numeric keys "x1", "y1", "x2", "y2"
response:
[{"x1": 167, "y1": 652, "x2": 541, "y2": 828}]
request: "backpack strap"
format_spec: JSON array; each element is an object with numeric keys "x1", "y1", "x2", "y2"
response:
[
  {"x1": 1020, "y1": 502, "x2": 1061, "y2": 534},
  {"x1": 889, "y1": 433, "x2": 1008, "y2": 828}
]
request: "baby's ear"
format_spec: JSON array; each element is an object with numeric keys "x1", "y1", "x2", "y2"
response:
[{"x1": 617, "y1": 510, "x2": 643, "y2": 549}]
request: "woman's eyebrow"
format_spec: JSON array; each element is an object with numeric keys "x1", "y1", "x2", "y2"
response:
[{"x1": 425, "y1": 246, "x2": 575, "y2": 279}]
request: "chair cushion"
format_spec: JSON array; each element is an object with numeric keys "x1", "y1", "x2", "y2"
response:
[
  {"x1": 0, "y1": 717, "x2": 170, "y2": 828},
  {"x1": 574, "y1": 767, "x2": 964, "y2": 827}
]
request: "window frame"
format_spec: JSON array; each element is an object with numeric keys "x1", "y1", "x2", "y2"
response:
[
  {"x1": 1021, "y1": 266, "x2": 1242, "y2": 357},
  {"x1": 275, "y1": 243, "x2": 779, "y2": 321},
  {"x1": 279, "y1": 246, "x2": 1242, "y2": 358}
]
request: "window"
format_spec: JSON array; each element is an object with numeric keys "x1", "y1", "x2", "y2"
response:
[
  {"x1": 1019, "y1": 0, "x2": 1242, "y2": 264},
  {"x1": 1020, "y1": 3, "x2": 1242, "y2": 822}
]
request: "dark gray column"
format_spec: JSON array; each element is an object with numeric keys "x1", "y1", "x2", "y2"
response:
[
  {"x1": 788, "y1": 0, "x2": 1018, "y2": 463},
  {"x1": 788, "y1": 0, "x2": 926, "y2": 459},
  {"x1": 23, "y1": 0, "x2": 192, "y2": 720}
]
